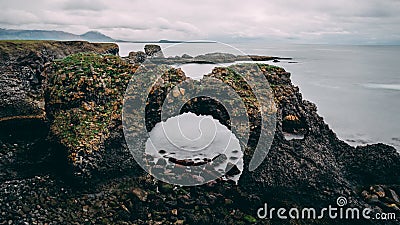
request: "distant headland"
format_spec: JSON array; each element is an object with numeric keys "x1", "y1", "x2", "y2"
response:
[{"x1": 0, "y1": 28, "x2": 215, "y2": 43}]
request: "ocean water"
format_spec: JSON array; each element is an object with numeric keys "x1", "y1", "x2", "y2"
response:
[{"x1": 118, "y1": 42, "x2": 400, "y2": 150}]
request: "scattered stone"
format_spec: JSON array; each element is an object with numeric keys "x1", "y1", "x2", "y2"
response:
[
  {"x1": 366, "y1": 194, "x2": 380, "y2": 204},
  {"x1": 174, "y1": 219, "x2": 184, "y2": 225},
  {"x1": 224, "y1": 199, "x2": 233, "y2": 205},
  {"x1": 225, "y1": 163, "x2": 240, "y2": 177},
  {"x1": 156, "y1": 158, "x2": 167, "y2": 166},
  {"x1": 172, "y1": 87, "x2": 180, "y2": 97},
  {"x1": 22, "y1": 205, "x2": 30, "y2": 213},
  {"x1": 388, "y1": 189, "x2": 400, "y2": 203},
  {"x1": 128, "y1": 51, "x2": 146, "y2": 63},
  {"x1": 132, "y1": 188, "x2": 148, "y2": 202},
  {"x1": 159, "y1": 183, "x2": 174, "y2": 193},
  {"x1": 82, "y1": 205, "x2": 89, "y2": 212},
  {"x1": 386, "y1": 203, "x2": 400, "y2": 212},
  {"x1": 371, "y1": 185, "x2": 385, "y2": 198},
  {"x1": 243, "y1": 215, "x2": 257, "y2": 223},
  {"x1": 181, "y1": 54, "x2": 192, "y2": 59}
]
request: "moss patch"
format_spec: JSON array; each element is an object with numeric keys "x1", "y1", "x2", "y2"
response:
[
  {"x1": 46, "y1": 53, "x2": 136, "y2": 162},
  {"x1": 0, "y1": 40, "x2": 118, "y2": 56}
]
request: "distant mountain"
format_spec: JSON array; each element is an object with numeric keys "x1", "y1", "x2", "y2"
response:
[
  {"x1": 79, "y1": 31, "x2": 115, "y2": 42},
  {"x1": 0, "y1": 28, "x2": 115, "y2": 42},
  {"x1": 0, "y1": 28, "x2": 220, "y2": 43}
]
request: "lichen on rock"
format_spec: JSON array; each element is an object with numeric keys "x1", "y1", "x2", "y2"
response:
[
  {"x1": 45, "y1": 53, "x2": 136, "y2": 176},
  {"x1": 0, "y1": 41, "x2": 119, "y2": 125},
  {"x1": 3, "y1": 42, "x2": 398, "y2": 224}
]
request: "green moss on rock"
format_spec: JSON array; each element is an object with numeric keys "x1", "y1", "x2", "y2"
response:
[{"x1": 46, "y1": 53, "x2": 136, "y2": 165}]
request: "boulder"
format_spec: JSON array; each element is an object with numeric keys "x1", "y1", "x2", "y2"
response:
[
  {"x1": 144, "y1": 44, "x2": 164, "y2": 58},
  {"x1": 181, "y1": 54, "x2": 193, "y2": 59},
  {"x1": 128, "y1": 51, "x2": 146, "y2": 63}
]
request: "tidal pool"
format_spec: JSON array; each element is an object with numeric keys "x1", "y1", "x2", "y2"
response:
[{"x1": 145, "y1": 112, "x2": 243, "y2": 185}]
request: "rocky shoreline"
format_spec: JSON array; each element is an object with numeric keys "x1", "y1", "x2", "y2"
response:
[
  {"x1": 0, "y1": 41, "x2": 399, "y2": 224},
  {"x1": 125, "y1": 44, "x2": 292, "y2": 65}
]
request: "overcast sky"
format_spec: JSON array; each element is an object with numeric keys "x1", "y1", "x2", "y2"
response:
[{"x1": 1, "y1": 0, "x2": 400, "y2": 44}]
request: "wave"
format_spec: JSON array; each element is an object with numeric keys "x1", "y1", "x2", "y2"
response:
[{"x1": 362, "y1": 83, "x2": 400, "y2": 91}]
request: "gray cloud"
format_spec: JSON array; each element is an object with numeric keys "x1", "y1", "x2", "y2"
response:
[
  {"x1": 0, "y1": 0, "x2": 399, "y2": 44},
  {"x1": 62, "y1": 0, "x2": 107, "y2": 12}
]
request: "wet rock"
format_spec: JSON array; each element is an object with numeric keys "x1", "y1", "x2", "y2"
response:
[
  {"x1": 156, "y1": 158, "x2": 167, "y2": 166},
  {"x1": 181, "y1": 54, "x2": 192, "y2": 59},
  {"x1": 171, "y1": 164, "x2": 186, "y2": 174},
  {"x1": 212, "y1": 154, "x2": 227, "y2": 166},
  {"x1": 150, "y1": 165, "x2": 165, "y2": 175},
  {"x1": 370, "y1": 185, "x2": 385, "y2": 198},
  {"x1": 132, "y1": 188, "x2": 148, "y2": 202},
  {"x1": 225, "y1": 163, "x2": 240, "y2": 177},
  {"x1": 22, "y1": 205, "x2": 30, "y2": 213},
  {"x1": 388, "y1": 189, "x2": 400, "y2": 203}
]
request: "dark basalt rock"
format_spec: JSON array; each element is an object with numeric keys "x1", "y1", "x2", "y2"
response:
[
  {"x1": 181, "y1": 53, "x2": 193, "y2": 59},
  {"x1": 144, "y1": 44, "x2": 164, "y2": 58},
  {"x1": 43, "y1": 56, "x2": 400, "y2": 214},
  {"x1": 124, "y1": 45, "x2": 293, "y2": 65},
  {"x1": 43, "y1": 53, "x2": 138, "y2": 179},
  {"x1": 0, "y1": 40, "x2": 119, "y2": 124},
  {"x1": 0, "y1": 42, "x2": 399, "y2": 224},
  {"x1": 127, "y1": 51, "x2": 146, "y2": 64},
  {"x1": 0, "y1": 41, "x2": 119, "y2": 185}
]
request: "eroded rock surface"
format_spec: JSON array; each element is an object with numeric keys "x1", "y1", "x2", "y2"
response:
[
  {"x1": 0, "y1": 43, "x2": 399, "y2": 224},
  {"x1": 0, "y1": 41, "x2": 118, "y2": 123}
]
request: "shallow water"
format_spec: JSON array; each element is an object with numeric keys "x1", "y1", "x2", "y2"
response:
[{"x1": 145, "y1": 112, "x2": 243, "y2": 184}]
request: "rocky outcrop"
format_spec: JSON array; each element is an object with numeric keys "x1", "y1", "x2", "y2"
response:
[
  {"x1": 0, "y1": 41, "x2": 119, "y2": 185},
  {"x1": 44, "y1": 53, "x2": 137, "y2": 178},
  {"x1": 126, "y1": 45, "x2": 292, "y2": 65},
  {"x1": 144, "y1": 44, "x2": 164, "y2": 58},
  {"x1": 0, "y1": 40, "x2": 119, "y2": 124},
  {"x1": 43, "y1": 53, "x2": 400, "y2": 207},
  {"x1": 0, "y1": 44, "x2": 399, "y2": 224}
]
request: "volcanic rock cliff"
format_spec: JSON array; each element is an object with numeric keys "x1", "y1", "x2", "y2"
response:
[
  {"x1": 0, "y1": 40, "x2": 118, "y2": 123},
  {"x1": 0, "y1": 42, "x2": 398, "y2": 224}
]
